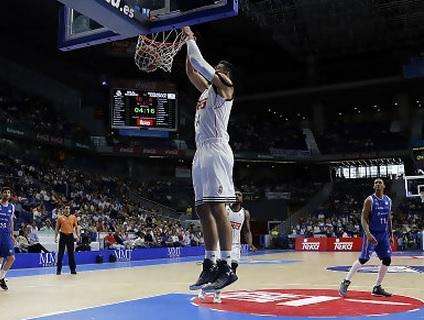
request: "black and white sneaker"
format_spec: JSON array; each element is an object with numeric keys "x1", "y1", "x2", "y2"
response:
[
  {"x1": 372, "y1": 285, "x2": 392, "y2": 297},
  {"x1": 202, "y1": 260, "x2": 238, "y2": 292},
  {"x1": 189, "y1": 259, "x2": 218, "y2": 290},
  {"x1": 0, "y1": 278, "x2": 8, "y2": 291},
  {"x1": 339, "y1": 279, "x2": 351, "y2": 297}
]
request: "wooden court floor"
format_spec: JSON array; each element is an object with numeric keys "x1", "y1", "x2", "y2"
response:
[{"x1": 0, "y1": 251, "x2": 422, "y2": 320}]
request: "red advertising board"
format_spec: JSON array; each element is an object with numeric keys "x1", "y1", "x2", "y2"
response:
[
  {"x1": 330, "y1": 238, "x2": 363, "y2": 251},
  {"x1": 295, "y1": 238, "x2": 328, "y2": 251},
  {"x1": 295, "y1": 237, "x2": 397, "y2": 252}
]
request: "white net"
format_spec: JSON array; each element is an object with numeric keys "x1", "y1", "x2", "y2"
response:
[{"x1": 134, "y1": 29, "x2": 187, "y2": 73}]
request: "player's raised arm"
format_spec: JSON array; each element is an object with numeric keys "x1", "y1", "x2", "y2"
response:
[
  {"x1": 183, "y1": 26, "x2": 234, "y2": 99},
  {"x1": 361, "y1": 197, "x2": 377, "y2": 245},
  {"x1": 186, "y1": 56, "x2": 209, "y2": 93}
]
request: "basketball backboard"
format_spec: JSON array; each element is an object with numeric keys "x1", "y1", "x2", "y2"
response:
[
  {"x1": 57, "y1": 0, "x2": 238, "y2": 51},
  {"x1": 404, "y1": 175, "x2": 424, "y2": 198}
]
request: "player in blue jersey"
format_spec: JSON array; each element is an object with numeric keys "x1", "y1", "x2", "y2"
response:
[
  {"x1": 339, "y1": 178, "x2": 393, "y2": 297},
  {"x1": 0, "y1": 186, "x2": 16, "y2": 291}
]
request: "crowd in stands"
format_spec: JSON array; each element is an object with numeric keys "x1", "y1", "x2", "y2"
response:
[
  {"x1": 0, "y1": 83, "x2": 89, "y2": 142},
  {"x1": 229, "y1": 113, "x2": 307, "y2": 152},
  {"x1": 292, "y1": 214, "x2": 361, "y2": 238},
  {"x1": 395, "y1": 198, "x2": 423, "y2": 250},
  {"x1": 15, "y1": 223, "x2": 50, "y2": 253},
  {"x1": 0, "y1": 82, "x2": 420, "y2": 253},
  {"x1": 239, "y1": 178, "x2": 323, "y2": 206},
  {"x1": 2, "y1": 150, "x2": 423, "y2": 253},
  {"x1": 323, "y1": 179, "x2": 377, "y2": 216},
  {"x1": 316, "y1": 122, "x2": 408, "y2": 154},
  {"x1": 294, "y1": 179, "x2": 383, "y2": 239},
  {"x1": 290, "y1": 178, "x2": 423, "y2": 251},
  {"x1": 292, "y1": 178, "x2": 369, "y2": 238},
  {"x1": 182, "y1": 110, "x2": 308, "y2": 153},
  {"x1": 0, "y1": 152, "x2": 204, "y2": 253}
]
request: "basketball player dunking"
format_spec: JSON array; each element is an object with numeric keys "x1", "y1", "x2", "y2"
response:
[
  {"x1": 183, "y1": 26, "x2": 238, "y2": 292},
  {"x1": 339, "y1": 178, "x2": 393, "y2": 297}
]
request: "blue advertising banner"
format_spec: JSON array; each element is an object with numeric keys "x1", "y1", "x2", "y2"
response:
[{"x1": 12, "y1": 246, "x2": 205, "y2": 269}]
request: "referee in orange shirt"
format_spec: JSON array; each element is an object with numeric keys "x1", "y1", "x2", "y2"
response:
[{"x1": 55, "y1": 204, "x2": 79, "y2": 275}]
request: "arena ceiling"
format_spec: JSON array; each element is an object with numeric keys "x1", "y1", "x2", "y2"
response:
[
  {"x1": 1, "y1": 0, "x2": 423, "y2": 96},
  {"x1": 242, "y1": 0, "x2": 424, "y2": 59}
]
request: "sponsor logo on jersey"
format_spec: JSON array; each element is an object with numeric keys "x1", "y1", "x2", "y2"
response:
[
  {"x1": 217, "y1": 185, "x2": 223, "y2": 195},
  {"x1": 230, "y1": 221, "x2": 242, "y2": 230},
  {"x1": 196, "y1": 98, "x2": 207, "y2": 110},
  {"x1": 192, "y1": 289, "x2": 424, "y2": 317}
]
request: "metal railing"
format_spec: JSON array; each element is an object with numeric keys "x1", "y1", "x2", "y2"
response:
[{"x1": 128, "y1": 189, "x2": 181, "y2": 221}]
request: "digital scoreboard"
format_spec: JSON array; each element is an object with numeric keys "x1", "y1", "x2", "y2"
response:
[{"x1": 111, "y1": 88, "x2": 177, "y2": 131}]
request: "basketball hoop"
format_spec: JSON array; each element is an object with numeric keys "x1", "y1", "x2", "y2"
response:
[{"x1": 134, "y1": 29, "x2": 187, "y2": 73}]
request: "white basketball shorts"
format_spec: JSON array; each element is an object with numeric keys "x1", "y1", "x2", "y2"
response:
[{"x1": 192, "y1": 139, "x2": 236, "y2": 207}]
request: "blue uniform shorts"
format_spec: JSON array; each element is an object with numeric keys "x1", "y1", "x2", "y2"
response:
[
  {"x1": 0, "y1": 233, "x2": 15, "y2": 258},
  {"x1": 359, "y1": 231, "x2": 391, "y2": 260}
]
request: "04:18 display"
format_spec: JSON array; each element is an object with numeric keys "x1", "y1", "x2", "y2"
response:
[{"x1": 134, "y1": 107, "x2": 156, "y2": 116}]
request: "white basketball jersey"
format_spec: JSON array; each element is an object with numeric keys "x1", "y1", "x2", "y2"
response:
[
  {"x1": 227, "y1": 206, "x2": 245, "y2": 245},
  {"x1": 194, "y1": 86, "x2": 233, "y2": 148}
]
